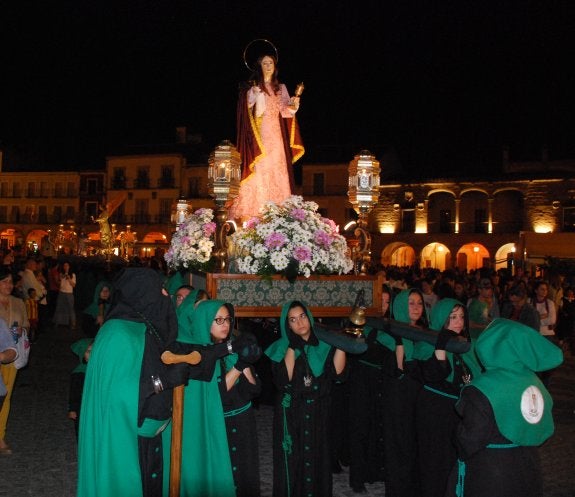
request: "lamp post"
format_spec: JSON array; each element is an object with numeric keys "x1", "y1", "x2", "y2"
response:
[
  {"x1": 347, "y1": 150, "x2": 381, "y2": 274},
  {"x1": 208, "y1": 140, "x2": 242, "y2": 272}
]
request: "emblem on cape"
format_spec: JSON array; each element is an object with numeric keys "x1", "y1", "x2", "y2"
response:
[
  {"x1": 520, "y1": 385, "x2": 544, "y2": 424},
  {"x1": 303, "y1": 375, "x2": 313, "y2": 387}
]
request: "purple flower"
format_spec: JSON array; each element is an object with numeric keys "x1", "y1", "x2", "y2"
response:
[
  {"x1": 314, "y1": 230, "x2": 332, "y2": 247},
  {"x1": 202, "y1": 222, "x2": 216, "y2": 237},
  {"x1": 290, "y1": 208, "x2": 307, "y2": 221},
  {"x1": 245, "y1": 217, "x2": 260, "y2": 229},
  {"x1": 265, "y1": 232, "x2": 288, "y2": 249},
  {"x1": 321, "y1": 217, "x2": 338, "y2": 232},
  {"x1": 293, "y1": 245, "x2": 312, "y2": 262}
]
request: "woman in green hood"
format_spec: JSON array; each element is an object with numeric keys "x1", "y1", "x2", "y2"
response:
[
  {"x1": 383, "y1": 288, "x2": 429, "y2": 497},
  {"x1": 265, "y1": 300, "x2": 346, "y2": 497},
  {"x1": 82, "y1": 281, "x2": 112, "y2": 338},
  {"x1": 162, "y1": 297, "x2": 261, "y2": 497},
  {"x1": 445, "y1": 318, "x2": 563, "y2": 497},
  {"x1": 413, "y1": 298, "x2": 482, "y2": 497}
]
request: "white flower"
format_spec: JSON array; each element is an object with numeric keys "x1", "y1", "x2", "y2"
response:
[{"x1": 231, "y1": 195, "x2": 353, "y2": 278}]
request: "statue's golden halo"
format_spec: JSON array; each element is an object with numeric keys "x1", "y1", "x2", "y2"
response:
[{"x1": 243, "y1": 38, "x2": 279, "y2": 72}]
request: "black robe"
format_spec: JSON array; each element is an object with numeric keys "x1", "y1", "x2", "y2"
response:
[
  {"x1": 348, "y1": 331, "x2": 398, "y2": 489},
  {"x1": 415, "y1": 355, "x2": 469, "y2": 497},
  {"x1": 271, "y1": 348, "x2": 345, "y2": 497},
  {"x1": 445, "y1": 386, "x2": 543, "y2": 497},
  {"x1": 218, "y1": 361, "x2": 262, "y2": 497}
]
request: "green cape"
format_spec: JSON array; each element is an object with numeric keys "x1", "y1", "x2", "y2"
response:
[
  {"x1": 467, "y1": 318, "x2": 563, "y2": 446},
  {"x1": 78, "y1": 320, "x2": 151, "y2": 497},
  {"x1": 265, "y1": 300, "x2": 332, "y2": 377},
  {"x1": 162, "y1": 299, "x2": 236, "y2": 497}
]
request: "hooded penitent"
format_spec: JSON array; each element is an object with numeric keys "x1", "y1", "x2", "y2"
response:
[
  {"x1": 83, "y1": 281, "x2": 112, "y2": 319},
  {"x1": 413, "y1": 298, "x2": 482, "y2": 383},
  {"x1": 162, "y1": 299, "x2": 236, "y2": 497},
  {"x1": 468, "y1": 318, "x2": 563, "y2": 446},
  {"x1": 70, "y1": 338, "x2": 92, "y2": 374},
  {"x1": 391, "y1": 288, "x2": 429, "y2": 361},
  {"x1": 265, "y1": 300, "x2": 331, "y2": 376},
  {"x1": 78, "y1": 268, "x2": 179, "y2": 497}
]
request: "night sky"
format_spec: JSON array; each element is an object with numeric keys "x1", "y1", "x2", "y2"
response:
[{"x1": 1, "y1": 1, "x2": 574, "y2": 177}]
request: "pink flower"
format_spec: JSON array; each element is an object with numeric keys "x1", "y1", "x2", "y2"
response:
[
  {"x1": 265, "y1": 232, "x2": 288, "y2": 249},
  {"x1": 202, "y1": 222, "x2": 216, "y2": 237},
  {"x1": 245, "y1": 217, "x2": 260, "y2": 229},
  {"x1": 290, "y1": 208, "x2": 307, "y2": 221},
  {"x1": 294, "y1": 245, "x2": 312, "y2": 262},
  {"x1": 314, "y1": 230, "x2": 332, "y2": 247},
  {"x1": 321, "y1": 218, "x2": 338, "y2": 232}
]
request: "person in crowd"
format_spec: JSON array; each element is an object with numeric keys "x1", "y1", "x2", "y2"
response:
[
  {"x1": 531, "y1": 280, "x2": 557, "y2": 341},
  {"x1": 445, "y1": 318, "x2": 563, "y2": 497},
  {"x1": 531, "y1": 280, "x2": 558, "y2": 386},
  {"x1": 413, "y1": 299, "x2": 482, "y2": 497},
  {"x1": 420, "y1": 276, "x2": 439, "y2": 315},
  {"x1": 230, "y1": 52, "x2": 304, "y2": 222},
  {"x1": 19, "y1": 257, "x2": 48, "y2": 333},
  {"x1": 25, "y1": 288, "x2": 39, "y2": 343},
  {"x1": 556, "y1": 287, "x2": 575, "y2": 355},
  {"x1": 53, "y1": 262, "x2": 77, "y2": 329},
  {"x1": 265, "y1": 300, "x2": 346, "y2": 497},
  {"x1": 0, "y1": 266, "x2": 29, "y2": 455},
  {"x1": 467, "y1": 278, "x2": 499, "y2": 339},
  {"x1": 162, "y1": 294, "x2": 260, "y2": 497},
  {"x1": 500, "y1": 283, "x2": 540, "y2": 331},
  {"x1": 383, "y1": 288, "x2": 428, "y2": 497},
  {"x1": 68, "y1": 338, "x2": 93, "y2": 439},
  {"x1": 348, "y1": 285, "x2": 396, "y2": 493},
  {"x1": 81, "y1": 281, "x2": 112, "y2": 338},
  {"x1": 77, "y1": 268, "x2": 193, "y2": 497},
  {"x1": 0, "y1": 318, "x2": 17, "y2": 447},
  {"x1": 47, "y1": 259, "x2": 61, "y2": 321},
  {"x1": 453, "y1": 278, "x2": 469, "y2": 305}
]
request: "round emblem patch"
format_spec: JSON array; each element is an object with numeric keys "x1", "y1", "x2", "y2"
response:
[{"x1": 520, "y1": 385, "x2": 544, "y2": 424}]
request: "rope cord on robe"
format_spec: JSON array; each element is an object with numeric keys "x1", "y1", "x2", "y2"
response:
[
  {"x1": 223, "y1": 401, "x2": 252, "y2": 418},
  {"x1": 423, "y1": 384, "x2": 459, "y2": 400},
  {"x1": 281, "y1": 391, "x2": 292, "y2": 497}
]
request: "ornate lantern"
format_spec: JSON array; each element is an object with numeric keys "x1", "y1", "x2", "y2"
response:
[
  {"x1": 347, "y1": 150, "x2": 381, "y2": 274},
  {"x1": 207, "y1": 140, "x2": 242, "y2": 271}
]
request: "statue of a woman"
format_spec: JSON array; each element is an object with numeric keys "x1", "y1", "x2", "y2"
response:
[{"x1": 229, "y1": 43, "x2": 305, "y2": 222}]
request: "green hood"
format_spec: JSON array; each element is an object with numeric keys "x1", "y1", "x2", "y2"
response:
[
  {"x1": 164, "y1": 271, "x2": 185, "y2": 296},
  {"x1": 265, "y1": 300, "x2": 332, "y2": 377},
  {"x1": 177, "y1": 297, "x2": 229, "y2": 345},
  {"x1": 83, "y1": 281, "x2": 112, "y2": 318},
  {"x1": 71, "y1": 338, "x2": 92, "y2": 374},
  {"x1": 429, "y1": 298, "x2": 466, "y2": 332},
  {"x1": 390, "y1": 288, "x2": 428, "y2": 361},
  {"x1": 476, "y1": 318, "x2": 563, "y2": 373},
  {"x1": 392, "y1": 288, "x2": 429, "y2": 326},
  {"x1": 468, "y1": 318, "x2": 563, "y2": 446}
]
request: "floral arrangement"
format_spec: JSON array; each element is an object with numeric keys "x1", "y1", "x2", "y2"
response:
[
  {"x1": 165, "y1": 208, "x2": 216, "y2": 271},
  {"x1": 231, "y1": 196, "x2": 354, "y2": 280}
]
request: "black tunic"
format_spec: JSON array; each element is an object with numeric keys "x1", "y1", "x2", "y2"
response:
[
  {"x1": 415, "y1": 355, "x2": 469, "y2": 497},
  {"x1": 348, "y1": 331, "x2": 397, "y2": 489},
  {"x1": 445, "y1": 386, "x2": 543, "y2": 497},
  {"x1": 218, "y1": 362, "x2": 262, "y2": 497},
  {"x1": 271, "y1": 348, "x2": 345, "y2": 497}
]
